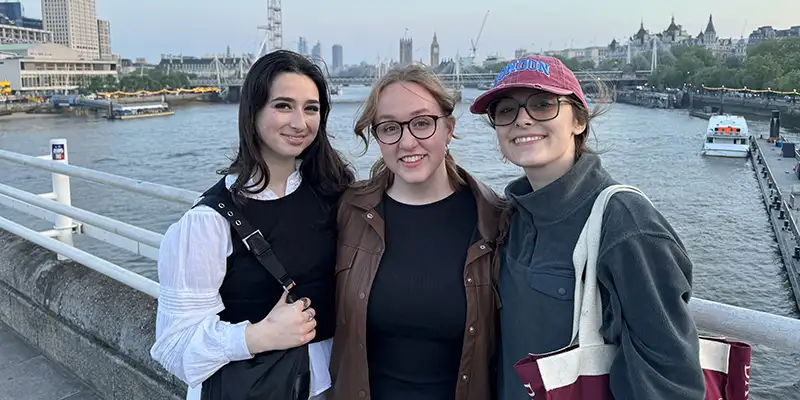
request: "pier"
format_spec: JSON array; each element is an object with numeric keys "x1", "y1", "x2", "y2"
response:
[
  {"x1": 750, "y1": 136, "x2": 800, "y2": 310},
  {"x1": 690, "y1": 93, "x2": 800, "y2": 130},
  {"x1": 0, "y1": 139, "x2": 800, "y2": 399}
]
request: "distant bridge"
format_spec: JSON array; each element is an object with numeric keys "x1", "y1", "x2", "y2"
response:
[{"x1": 190, "y1": 70, "x2": 652, "y2": 93}]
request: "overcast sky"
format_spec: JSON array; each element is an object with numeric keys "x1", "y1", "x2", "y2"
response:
[{"x1": 15, "y1": 0, "x2": 800, "y2": 64}]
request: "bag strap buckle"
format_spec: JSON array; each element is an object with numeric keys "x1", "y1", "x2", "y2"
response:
[{"x1": 241, "y1": 229, "x2": 263, "y2": 251}]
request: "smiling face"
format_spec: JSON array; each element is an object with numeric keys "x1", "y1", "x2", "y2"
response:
[
  {"x1": 256, "y1": 72, "x2": 321, "y2": 163},
  {"x1": 491, "y1": 88, "x2": 587, "y2": 186},
  {"x1": 373, "y1": 81, "x2": 454, "y2": 186}
]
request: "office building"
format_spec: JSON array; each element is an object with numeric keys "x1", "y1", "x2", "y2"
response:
[
  {"x1": 0, "y1": 2, "x2": 44, "y2": 29},
  {"x1": 42, "y1": 0, "x2": 100, "y2": 59},
  {"x1": 97, "y1": 19, "x2": 110, "y2": 58},
  {"x1": 158, "y1": 53, "x2": 247, "y2": 80},
  {"x1": 748, "y1": 25, "x2": 800, "y2": 45},
  {"x1": 0, "y1": 42, "x2": 116, "y2": 92},
  {"x1": 297, "y1": 36, "x2": 308, "y2": 55},
  {"x1": 0, "y1": 2, "x2": 22, "y2": 23},
  {"x1": 0, "y1": 23, "x2": 51, "y2": 44},
  {"x1": 331, "y1": 44, "x2": 342, "y2": 72},
  {"x1": 310, "y1": 40, "x2": 322, "y2": 68}
]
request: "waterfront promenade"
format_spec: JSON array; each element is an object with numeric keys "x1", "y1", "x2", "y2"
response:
[
  {"x1": 690, "y1": 93, "x2": 800, "y2": 130},
  {"x1": 0, "y1": 320, "x2": 100, "y2": 400},
  {"x1": 751, "y1": 137, "x2": 800, "y2": 310}
]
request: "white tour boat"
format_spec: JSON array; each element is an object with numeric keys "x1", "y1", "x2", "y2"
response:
[{"x1": 701, "y1": 114, "x2": 751, "y2": 158}]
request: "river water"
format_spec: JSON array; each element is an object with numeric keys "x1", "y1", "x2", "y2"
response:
[{"x1": 0, "y1": 87, "x2": 798, "y2": 398}]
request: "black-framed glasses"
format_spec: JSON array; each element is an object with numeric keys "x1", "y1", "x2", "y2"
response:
[
  {"x1": 371, "y1": 114, "x2": 448, "y2": 145},
  {"x1": 487, "y1": 93, "x2": 572, "y2": 126}
]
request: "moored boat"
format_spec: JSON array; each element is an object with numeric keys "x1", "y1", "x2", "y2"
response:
[
  {"x1": 701, "y1": 114, "x2": 750, "y2": 158},
  {"x1": 108, "y1": 102, "x2": 174, "y2": 120}
]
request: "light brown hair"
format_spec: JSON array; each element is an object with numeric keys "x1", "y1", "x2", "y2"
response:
[
  {"x1": 353, "y1": 64, "x2": 465, "y2": 192},
  {"x1": 567, "y1": 77, "x2": 613, "y2": 157}
]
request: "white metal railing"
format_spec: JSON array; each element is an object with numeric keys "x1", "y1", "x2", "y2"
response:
[
  {"x1": 0, "y1": 140, "x2": 799, "y2": 352},
  {"x1": 0, "y1": 139, "x2": 201, "y2": 298}
]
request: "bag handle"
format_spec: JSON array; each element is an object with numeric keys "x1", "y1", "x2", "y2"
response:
[
  {"x1": 194, "y1": 195, "x2": 299, "y2": 302},
  {"x1": 570, "y1": 184, "x2": 653, "y2": 346}
]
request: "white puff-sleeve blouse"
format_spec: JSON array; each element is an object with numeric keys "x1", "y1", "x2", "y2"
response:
[{"x1": 150, "y1": 171, "x2": 332, "y2": 400}]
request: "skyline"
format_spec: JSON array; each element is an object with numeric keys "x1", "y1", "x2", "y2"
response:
[{"x1": 13, "y1": 0, "x2": 800, "y2": 64}]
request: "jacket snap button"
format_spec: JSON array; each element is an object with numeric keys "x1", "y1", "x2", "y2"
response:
[
  {"x1": 366, "y1": 213, "x2": 373, "y2": 219},
  {"x1": 558, "y1": 288, "x2": 566, "y2": 295},
  {"x1": 466, "y1": 277, "x2": 473, "y2": 284},
  {"x1": 468, "y1": 326, "x2": 475, "y2": 333},
  {"x1": 479, "y1": 244, "x2": 486, "y2": 250},
  {"x1": 462, "y1": 374, "x2": 468, "y2": 381},
  {"x1": 359, "y1": 292, "x2": 366, "y2": 299},
  {"x1": 359, "y1": 390, "x2": 366, "y2": 398}
]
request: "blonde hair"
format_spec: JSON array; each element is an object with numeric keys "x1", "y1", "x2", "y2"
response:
[{"x1": 353, "y1": 64, "x2": 465, "y2": 192}]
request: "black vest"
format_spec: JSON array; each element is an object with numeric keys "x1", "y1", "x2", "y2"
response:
[{"x1": 201, "y1": 177, "x2": 338, "y2": 343}]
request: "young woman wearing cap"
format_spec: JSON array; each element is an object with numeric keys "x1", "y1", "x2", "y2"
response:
[
  {"x1": 329, "y1": 65, "x2": 504, "y2": 400},
  {"x1": 150, "y1": 50, "x2": 354, "y2": 400},
  {"x1": 469, "y1": 56, "x2": 706, "y2": 400}
]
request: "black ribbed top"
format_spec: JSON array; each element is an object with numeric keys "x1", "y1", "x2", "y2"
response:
[
  {"x1": 366, "y1": 188, "x2": 478, "y2": 400},
  {"x1": 204, "y1": 178, "x2": 338, "y2": 344}
]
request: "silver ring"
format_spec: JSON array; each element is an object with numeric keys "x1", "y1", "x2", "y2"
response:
[
  {"x1": 306, "y1": 310, "x2": 314, "y2": 322},
  {"x1": 300, "y1": 298, "x2": 309, "y2": 310}
]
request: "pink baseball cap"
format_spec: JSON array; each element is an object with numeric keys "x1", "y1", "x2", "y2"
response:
[{"x1": 469, "y1": 55, "x2": 589, "y2": 114}]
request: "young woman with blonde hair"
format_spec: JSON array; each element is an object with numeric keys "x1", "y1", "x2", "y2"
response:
[{"x1": 330, "y1": 65, "x2": 504, "y2": 400}]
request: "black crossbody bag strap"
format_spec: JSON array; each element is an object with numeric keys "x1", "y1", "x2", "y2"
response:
[{"x1": 194, "y1": 195, "x2": 298, "y2": 302}]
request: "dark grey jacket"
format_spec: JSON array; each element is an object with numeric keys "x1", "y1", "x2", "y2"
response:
[{"x1": 498, "y1": 153, "x2": 705, "y2": 400}]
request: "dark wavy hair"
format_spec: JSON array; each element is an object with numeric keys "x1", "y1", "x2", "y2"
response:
[{"x1": 218, "y1": 50, "x2": 354, "y2": 203}]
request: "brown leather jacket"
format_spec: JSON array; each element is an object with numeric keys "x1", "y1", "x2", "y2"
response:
[{"x1": 330, "y1": 168, "x2": 504, "y2": 400}]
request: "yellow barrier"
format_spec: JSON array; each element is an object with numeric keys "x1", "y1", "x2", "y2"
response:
[
  {"x1": 97, "y1": 87, "x2": 220, "y2": 98},
  {"x1": 702, "y1": 85, "x2": 799, "y2": 95}
]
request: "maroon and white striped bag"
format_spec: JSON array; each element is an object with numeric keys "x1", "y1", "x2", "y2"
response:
[{"x1": 513, "y1": 185, "x2": 751, "y2": 400}]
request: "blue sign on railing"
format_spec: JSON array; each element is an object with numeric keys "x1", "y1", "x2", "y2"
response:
[{"x1": 51, "y1": 143, "x2": 65, "y2": 161}]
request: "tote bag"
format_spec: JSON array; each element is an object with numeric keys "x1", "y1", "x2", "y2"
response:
[{"x1": 513, "y1": 184, "x2": 752, "y2": 400}]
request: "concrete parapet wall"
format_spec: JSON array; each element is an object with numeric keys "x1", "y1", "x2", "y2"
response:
[{"x1": 0, "y1": 230, "x2": 187, "y2": 399}]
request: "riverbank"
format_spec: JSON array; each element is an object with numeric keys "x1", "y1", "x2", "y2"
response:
[
  {"x1": 615, "y1": 90, "x2": 679, "y2": 109},
  {"x1": 0, "y1": 112, "x2": 64, "y2": 121},
  {"x1": 689, "y1": 94, "x2": 800, "y2": 131}
]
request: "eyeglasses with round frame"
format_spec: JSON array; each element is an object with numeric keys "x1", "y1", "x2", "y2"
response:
[
  {"x1": 487, "y1": 93, "x2": 573, "y2": 127},
  {"x1": 371, "y1": 114, "x2": 449, "y2": 145}
]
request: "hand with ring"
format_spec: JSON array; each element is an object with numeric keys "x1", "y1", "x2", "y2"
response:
[{"x1": 244, "y1": 291, "x2": 317, "y2": 354}]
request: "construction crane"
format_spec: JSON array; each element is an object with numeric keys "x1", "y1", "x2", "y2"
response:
[{"x1": 469, "y1": 10, "x2": 490, "y2": 60}]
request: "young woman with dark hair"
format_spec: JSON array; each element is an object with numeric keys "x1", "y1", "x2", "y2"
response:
[{"x1": 151, "y1": 50, "x2": 354, "y2": 400}]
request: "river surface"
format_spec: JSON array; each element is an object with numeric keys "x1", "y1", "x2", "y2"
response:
[{"x1": 0, "y1": 87, "x2": 798, "y2": 398}]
